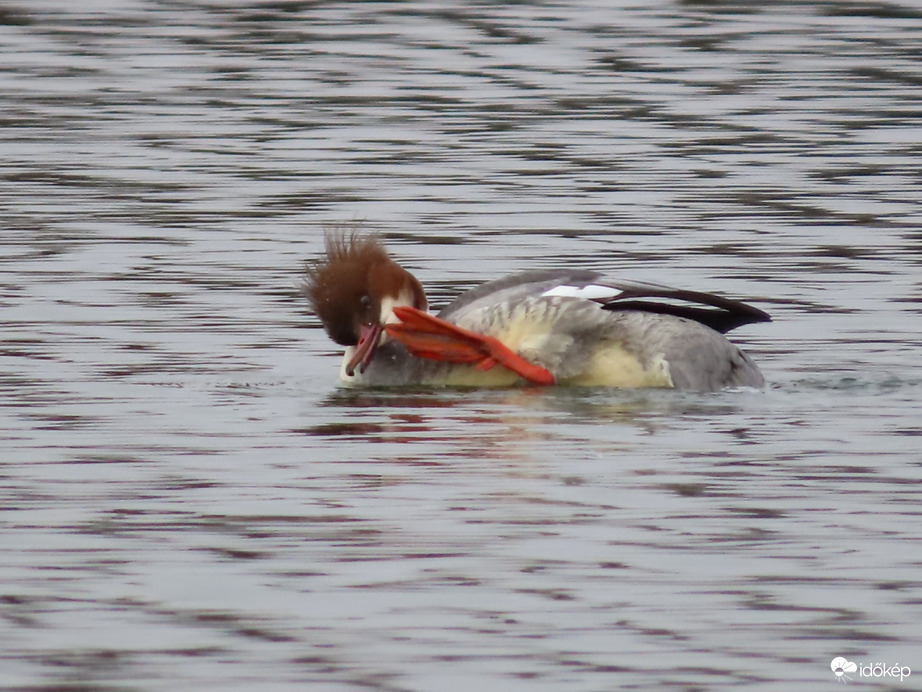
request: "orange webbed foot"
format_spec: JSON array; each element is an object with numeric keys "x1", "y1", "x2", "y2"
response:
[{"x1": 385, "y1": 306, "x2": 555, "y2": 386}]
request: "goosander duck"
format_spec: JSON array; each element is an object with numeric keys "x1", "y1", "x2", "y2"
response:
[{"x1": 304, "y1": 233, "x2": 770, "y2": 391}]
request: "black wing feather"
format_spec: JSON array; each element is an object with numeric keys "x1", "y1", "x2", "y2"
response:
[{"x1": 598, "y1": 281, "x2": 771, "y2": 333}]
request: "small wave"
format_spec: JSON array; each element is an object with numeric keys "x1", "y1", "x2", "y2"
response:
[{"x1": 780, "y1": 374, "x2": 920, "y2": 393}]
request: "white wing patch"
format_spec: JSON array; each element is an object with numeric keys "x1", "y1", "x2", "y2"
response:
[{"x1": 541, "y1": 284, "x2": 622, "y2": 301}]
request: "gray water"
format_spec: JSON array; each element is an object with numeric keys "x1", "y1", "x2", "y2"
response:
[{"x1": 2, "y1": 1, "x2": 922, "y2": 690}]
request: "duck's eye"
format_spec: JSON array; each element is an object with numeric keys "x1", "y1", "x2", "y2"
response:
[{"x1": 359, "y1": 295, "x2": 370, "y2": 306}]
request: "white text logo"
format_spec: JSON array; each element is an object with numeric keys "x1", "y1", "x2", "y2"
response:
[{"x1": 831, "y1": 657, "x2": 911, "y2": 683}]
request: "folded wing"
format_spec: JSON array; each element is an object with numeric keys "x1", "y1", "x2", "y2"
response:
[{"x1": 439, "y1": 270, "x2": 770, "y2": 334}]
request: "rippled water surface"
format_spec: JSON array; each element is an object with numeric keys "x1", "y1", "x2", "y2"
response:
[{"x1": 2, "y1": 1, "x2": 922, "y2": 690}]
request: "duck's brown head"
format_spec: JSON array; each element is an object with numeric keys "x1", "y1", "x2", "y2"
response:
[{"x1": 305, "y1": 233, "x2": 427, "y2": 375}]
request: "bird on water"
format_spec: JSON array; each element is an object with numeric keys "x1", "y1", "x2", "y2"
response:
[{"x1": 304, "y1": 232, "x2": 770, "y2": 391}]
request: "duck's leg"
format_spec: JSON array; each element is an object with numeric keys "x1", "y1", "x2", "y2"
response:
[{"x1": 385, "y1": 306, "x2": 555, "y2": 385}]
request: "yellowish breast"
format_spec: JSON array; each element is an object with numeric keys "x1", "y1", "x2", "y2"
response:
[
  {"x1": 560, "y1": 344, "x2": 674, "y2": 388},
  {"x1": 452, "y1": 300, "x2": 676, "y2": 389}
]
